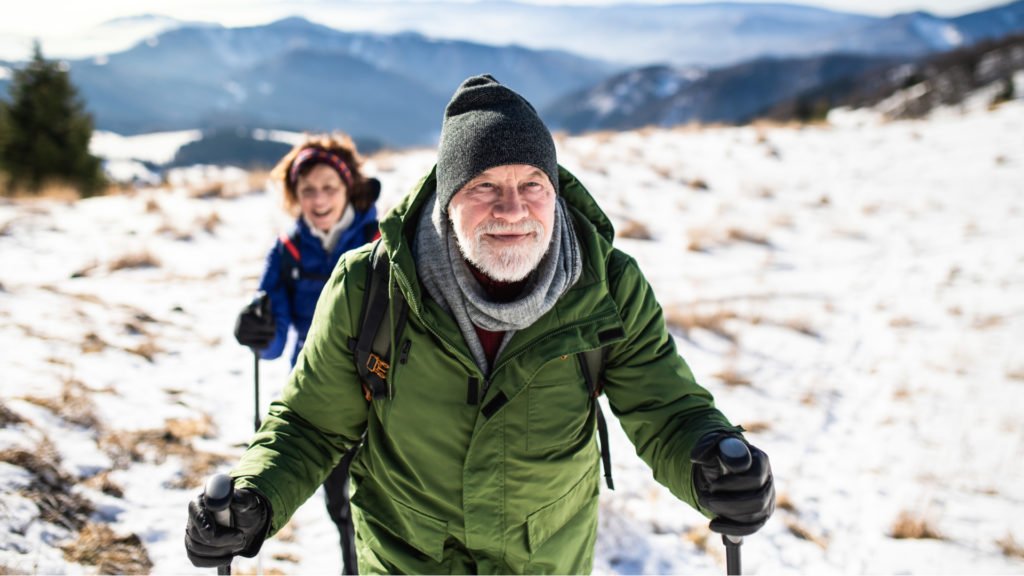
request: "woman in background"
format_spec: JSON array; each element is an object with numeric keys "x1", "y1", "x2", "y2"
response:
[{"x1": 233, "y1": 132, "x2": 379, "y2": 574}]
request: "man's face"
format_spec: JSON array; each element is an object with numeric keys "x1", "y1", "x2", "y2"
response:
[{"x1": 448, "y1": 164, "x2": 556, "y2": 282}]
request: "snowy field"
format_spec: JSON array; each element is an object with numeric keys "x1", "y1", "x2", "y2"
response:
[{"x1": 1, "y1": 100, "x2": 1023, "y2": 574}]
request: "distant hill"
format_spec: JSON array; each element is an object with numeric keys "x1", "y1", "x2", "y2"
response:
[
  {"x1": 765, "y1": 33, "x2": 1024, "y2": 121},
  {"x1": 60, "y1": 17, "x2": 615, "y2": 146},
  {"x1": 544, "y1": 54, "x2": 901, "y2": 133}
]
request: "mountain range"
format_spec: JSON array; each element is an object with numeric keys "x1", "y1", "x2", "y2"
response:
[{"x1": 1, "y1": 1, "x2": 1023, "y2": 150}]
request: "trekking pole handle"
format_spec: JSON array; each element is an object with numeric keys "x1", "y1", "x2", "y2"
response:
[
  {"x1": 718, "y1": 437, "x2": 752, "y2": 476},
  {"x1": 204, "y1": 473, "x2": 234, "y2": 528}
]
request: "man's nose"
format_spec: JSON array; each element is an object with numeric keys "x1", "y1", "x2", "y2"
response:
[{"x1": 493, "y1": 188, "x2": 527, "y2": 220}]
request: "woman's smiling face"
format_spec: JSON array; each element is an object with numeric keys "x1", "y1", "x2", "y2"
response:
[{"x1": 297, "y1": 163, "x2": 348, "y2": 232}]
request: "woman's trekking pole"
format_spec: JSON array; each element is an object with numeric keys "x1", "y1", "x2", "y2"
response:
[
  {"x1": 716, "y1": 437, "x2": 753, "y2": 576},
  {"x1": 203, "y1": 473, "x2": 235, "y2": 575},
  {"x1": 250, "y1": 291, "x2": 269, "y2": 432}
]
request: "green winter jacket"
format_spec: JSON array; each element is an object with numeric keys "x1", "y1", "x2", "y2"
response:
[{"x1": 232, "y1": 166, "x2": 740, "y2": 574}]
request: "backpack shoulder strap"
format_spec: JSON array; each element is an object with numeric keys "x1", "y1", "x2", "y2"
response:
[
  {"x1": 348, "y1": 240, "x2": 408, "y2": 401},
  {"x1": 278, "y1": 231, "x2": 301, "y2": 296},
  {"x1": 579, "y1": 348, "x2": 614, "y2": 490}
]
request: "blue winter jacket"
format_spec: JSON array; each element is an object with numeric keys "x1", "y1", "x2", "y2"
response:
[{"x1": 257, "y1": 207, "x2": 379, "y2": 366}]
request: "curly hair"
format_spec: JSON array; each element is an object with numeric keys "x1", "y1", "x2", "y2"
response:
[{"x1": 270, "y1": 133, "x2": 373, "y2": 216}]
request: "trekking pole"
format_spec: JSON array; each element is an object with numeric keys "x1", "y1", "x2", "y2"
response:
[
  {"x1": 248, "y1": 292, "x2": 268, "y2": 576},
  {"x1": 250, "y1": 291, "x2": 269, "y2": 432},
  {"x1": 716, "y1": 437, "x2": 753, "y2": 576},
  {"x1": 203, "y1": 473, "x2": 235, "y2": 575}
]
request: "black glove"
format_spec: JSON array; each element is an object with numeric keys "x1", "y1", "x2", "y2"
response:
[
  {"x1": 690, "y1": 431, "x2": 775, "y2": 536},
  {"x1": 184, "y1": 487, "x2": 272, "y2": 568},
  {"x1": 234, "y1": 292, "x2": 275, "y2": 350}
]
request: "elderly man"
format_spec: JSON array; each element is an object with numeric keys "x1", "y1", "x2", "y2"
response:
[{"x1": 185, "y1": 74, "x2": 774, "y2": 574}]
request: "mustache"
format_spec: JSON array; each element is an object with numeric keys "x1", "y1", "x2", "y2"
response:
[{"x1": 475, "y1": 219, "x2": 543, "y2": 237}]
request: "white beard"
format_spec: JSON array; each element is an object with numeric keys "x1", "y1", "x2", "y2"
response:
[{"x1": 452, "y1": 216, "x2": 552, "y2": 282}]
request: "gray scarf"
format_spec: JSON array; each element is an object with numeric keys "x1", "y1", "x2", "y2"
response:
[{"x1": 415, "y1": 193, "x2": 583, "y2": 373}]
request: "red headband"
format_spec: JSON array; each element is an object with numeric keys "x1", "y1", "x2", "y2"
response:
[{"x1": 289, "y1": 148, "x2": 353, "y2": 188}]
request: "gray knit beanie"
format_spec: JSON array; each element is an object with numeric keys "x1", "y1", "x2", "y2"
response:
[{"x1": 436, "y1": 74, "x2": 559, "y2": 212}]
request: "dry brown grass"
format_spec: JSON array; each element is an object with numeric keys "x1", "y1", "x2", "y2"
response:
[
  {"x1": 682, "y1": 524, "x2": 717, "y2": 557},
  {"x1": 712, "y1": 367, "x2": 751, "y2": 387},
  {"x1": 617, "y1": 219, "x2": 653, "y2": 240},
  {"x1": 100, "y1": 414, "x2": 228, "y2": 489},
  {"x1": 109, "y1": 250, "x2": 161, "y2": 271},
  {"x1": 1006, "y1": 368, "x2": 1024, "y2": 381},
  {"x1": 665, "y1": 307, "x2": 739, "y2": 343},
  {"x1": 972, "y1": 315, "x2": 1004, "y2": 330},
  {"x1": 275, "y1": 520, "x2": 298, "y2": 543},
  {"x1": 726, "y1": 227, "x2": 772, "y2": 247},
  {"x1": 82, "y1": 470, "x2": 125, "y2": 498},
  {"x1": 890, "y1": 511, "x2": 944, "y2": 540},
  {"x1": 125, "y1": 338, "x2": 163, "y2": 362},
  {"x1": 785, "y1": 517, "x2": 829, "y2": 549},
  {"x1": 0, "y1": 401, "x2": 25, "y2": 427},
  {"x1": 197, "y1": 210, "x2": 222, "y2": 234},
  {"x1": 21, "y1": 378, "x2": 100, "y2": 429},
  {"x1": 740, "y1": 420, "x2": 772, "y2": 434},
  {"x1": 0, "y1": 440, "x2": 95, "y2": 531},
  {"x1": 0, "y1": 562, "x2": 31, "y2": 575},
  {"x1": 81, "y1": 331, "x2": 110, "y2": 354},
  {"x1": 688, "y1": 178, "x2": 710, "y2": 191},
  {"x1": 272, "y1": 552, "x2": 301, "y2": 563},
  {"x1": 62, "y1": 522, "x2": 153, "y2": 574},
  {"x1": 997, "y1": 533, "x2": 1024, "y2": 559},
  {"x1": 156, "y1": 220, "x2": 194, "y2": 241},
  {"x1": 189, "y1": 181, "x2": 226, "y2": 199},
  {"x1": 776, "y1": 492, "x2": 797, "y2": 513},
  {"x1": 144, "y1": 196, "x2": 162, "y2": 214}
]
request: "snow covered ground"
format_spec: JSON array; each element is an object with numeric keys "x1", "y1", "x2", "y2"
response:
[{"x1": 1, "y1": 100, "x2": 1023, "y2": 574}]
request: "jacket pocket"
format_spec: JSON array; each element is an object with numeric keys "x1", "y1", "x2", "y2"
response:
[
  {"x1": 527, "y1": 357, "x2": 591, "y2": 452},
  {"x1": 350, "y1": 484, "x2": 448, "y2": 563},
  {"x1": 526, "y1": 466, "x2": 599, "y2": 553}
]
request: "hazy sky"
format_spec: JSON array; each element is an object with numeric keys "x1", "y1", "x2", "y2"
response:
[{"x1": 0, "y1": 0, "x2": 1011, "y2": 35}]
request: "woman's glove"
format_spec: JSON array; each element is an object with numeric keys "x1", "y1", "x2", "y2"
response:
[
  {"x1": 184, "y1": 487, "x2": 272, "y2": 568},
  {"x1": 233, "y1": 292, "x2": 275, "y2": 350},
  {"x1": 690, "y1": 432, "x2": 775, "y2": 536}
]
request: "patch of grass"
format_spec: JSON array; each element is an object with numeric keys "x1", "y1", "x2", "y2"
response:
[
  {"x1": 617, "y1": 219, "x2": 653, "y2": 240},
  {"x1": 100, "y1": 415, "x2": 229, "y2": 490},
  {"x1": 21, "y1": 378, "x2": 100, "y2": 429},
  {"x1": 726, "y1": 227, "x2": 772, "y2": 247},
  {"x1": 997, "y1": 533, "x2": 1024, "y2": 559},
  {"x1": 272, "y1": 552, "x2": 301, "y2": 563},
  {"x1": 81, "y1": 332, "x2": 109, "y2": 354},
  {"x1": 665, "y1": 307, "x2": 739, "y2": 343},
  {"x1": 785, "y1": 517, "x2": 829, "y2": 549},
  {"x1": 972, "y1": 315, "x2": 1004, "y2": 330},
  {"x1": 62, "y1": 522, "x2": 153, "y2": 574},
  {"x1": 776, "y1": 492, "x2": 797, "y2": 513},
  {"x1": 189, "y1": 181, "x2": 226, "y2": 199},
  {"x1": 125, "y1": 338, "x2": 163, "y2": 362},
  {"x1": 82, "y1": 470, "x2": 125, "y2": 498},
  {"x1": 688, "y1": 178, "x2": 710, "y2": 191},
  {"x1": 740, "y1": 420, "x2": 772, "y2": 434},
  {"x1": 197, "y1": 210, "x2": 222, "y2": 234},
  {"x1": 0, "y1": 440, "x2": 95, "y2": 531},
  {"x1": 156, "y1": 220, "x2": 193, "y2": 242},
  {"x1": 0, "y1": 401, "x2": 25, "y2": 427},
  {"x1": 109, "y1": 250, "x2": 161, "y2": 271},
  {"x1": 890, "y1": 511, "x2": 944, "y2": 540},
  {"x1": 144, "y1": 196, "x2": 162, "y2": 214},
  {"x1": 712, "y1": 367, "x2": 751, "y2": 387}
]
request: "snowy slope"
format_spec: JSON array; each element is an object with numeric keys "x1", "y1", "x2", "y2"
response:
[{"x1": 2, "y1": 101, "x2": 1023, "y2": 574}]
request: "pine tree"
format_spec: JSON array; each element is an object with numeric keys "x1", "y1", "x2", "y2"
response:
[{"x1": 0, "y1": 41, "x2": 105, "y2": 197}]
